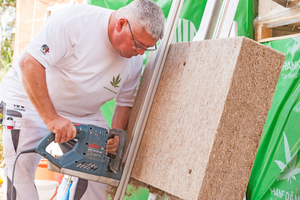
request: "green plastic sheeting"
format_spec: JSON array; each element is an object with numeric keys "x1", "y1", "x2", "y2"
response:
[
  {"x1": 90, "y1": 0, "x2": 257, "y2": 129},
  {"x1": 246, "y1": 36, "x2": 300, "y2": 200},
  {"x1": 234, "y1": 0, "x2": 257, "y2": 39}
]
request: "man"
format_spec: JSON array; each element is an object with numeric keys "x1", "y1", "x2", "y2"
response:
[{"x1": 0, "y1": 0, "x2": 165, "y2": 199}]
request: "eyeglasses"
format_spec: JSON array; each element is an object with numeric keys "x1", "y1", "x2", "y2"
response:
[{"x1": 126, "y1": 20, "x2": 157, "y2": 51}]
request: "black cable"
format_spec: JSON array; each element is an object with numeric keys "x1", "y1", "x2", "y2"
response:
[{"x1": 11, "y1": 148, "x2": 36, "y2": 200}]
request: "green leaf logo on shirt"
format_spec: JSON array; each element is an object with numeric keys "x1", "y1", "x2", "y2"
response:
[
  {"x1": 275, "y1": 132, "x2": 300, "y2": 184},
  {"x1": 110, "y1": 75, "x2": 121, "y2": 88}
]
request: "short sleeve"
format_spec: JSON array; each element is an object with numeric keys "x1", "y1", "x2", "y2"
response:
[
  {"x1": 24, "y1": 15, "x2": 73, "y2": 71},
  {"x1": 115, "y1": 57, "x2": 143, "y2": 107}
]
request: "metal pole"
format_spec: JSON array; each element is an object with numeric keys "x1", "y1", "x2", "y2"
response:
[
  {"x1": 193, "y1": 0, "x2": 240, "y2": 41},
  {"x1": 114, "y1": 0, "x2": 184, "y2": 199},
  {"x1": 213, "y1": 0, "x2": 240, "y2": 39},
  {"x1": 193, "y1": 0, "x2": 223, "y2": 41}
]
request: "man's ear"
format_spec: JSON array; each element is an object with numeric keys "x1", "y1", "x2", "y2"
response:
[{"x1": 116, "y1": 18, "x2": 127, "y2": 33}]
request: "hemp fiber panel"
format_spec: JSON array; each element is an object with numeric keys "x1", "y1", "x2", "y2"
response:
[{"x1": 128, "y1": 37, "x2": 285, "y2": 200}]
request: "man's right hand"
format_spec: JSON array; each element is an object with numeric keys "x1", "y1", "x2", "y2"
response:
[{"x1": 46, "y1": 114, "x2": 77, "y2": 143}]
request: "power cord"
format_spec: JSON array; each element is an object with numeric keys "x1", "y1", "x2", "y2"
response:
[{"x1": 11, "y1": 148, "x2": 36, "y2": 200}]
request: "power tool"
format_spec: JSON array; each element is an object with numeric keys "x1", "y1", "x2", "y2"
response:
[{"x1": 35, "y1": 124, "x2": 126, "y2": 187}]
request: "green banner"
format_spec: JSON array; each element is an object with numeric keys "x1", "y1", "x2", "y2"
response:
[{"x1": 247, "y1": 36, "x2": 300, "y2": 200}]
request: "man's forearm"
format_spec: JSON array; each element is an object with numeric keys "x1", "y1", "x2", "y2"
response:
[
  {"x1": 19, "y1": 52, "x2": 76, "y2": 143},
  {"x1": 111, "y1": 105, "x2": 131, "y2": 130},
  {"x1": 106, "y1": 105, "x2": 131, "y2": 153},
  {"x1": 19, "y1": 52, "x2": 57, "y2": 124}
]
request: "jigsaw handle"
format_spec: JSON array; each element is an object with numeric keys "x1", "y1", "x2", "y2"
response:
[
  {"x1": 35, "y1": 132, "x2": 63, "y2": 168},
  {"x1": 35, "y1": 126, "x2": 86, "y2": 169},
  {"x1": 108, "y1": 129, "x2": 126, "y2": 173}
]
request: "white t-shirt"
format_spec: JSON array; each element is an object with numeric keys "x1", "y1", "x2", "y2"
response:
[{"x1": 0, "y1": 4, "x2": 143, "y2": 128}]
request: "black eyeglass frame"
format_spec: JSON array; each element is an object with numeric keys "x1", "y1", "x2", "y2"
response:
[{"x1": 126, "y1": 20, "x2": 157, "y2": 52}]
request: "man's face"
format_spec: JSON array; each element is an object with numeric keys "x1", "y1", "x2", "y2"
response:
[{"x1": 116, "y1": 20, "x2": 158, "y2": 58}]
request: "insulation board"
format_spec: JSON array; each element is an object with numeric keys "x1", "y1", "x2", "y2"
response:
[{"x1": 127, "y1": 37, "x2": 285, "y2": 200}]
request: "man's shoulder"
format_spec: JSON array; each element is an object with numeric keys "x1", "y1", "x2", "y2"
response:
[
  {"x1": 50, "y1": 4, "x2": 112, "y2": 23},
  {"x1": 127, "y1": 55, "x2": 143, "y2": 74},
  {"x1": 69, "y1": 4, "x2": 112, "y2": 13}
]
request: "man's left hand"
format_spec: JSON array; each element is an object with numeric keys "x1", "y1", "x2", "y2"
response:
[{"x1": 106, "y1": 135, "x2": 119, "y2": 154}]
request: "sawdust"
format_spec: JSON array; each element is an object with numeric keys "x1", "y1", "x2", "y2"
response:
[
  {"x1": 165, "y1": 193, "x2": 184, "y2": 200},
  {"x1": 105, "y1": 178, "x2": 150, "y2": 199},
  {"x1": 128, "y1": 178, "x2": 149, "y2": 190},
  {"x1": 105, "y1": 185, "x2": 117, "y2": 199},
  {"x1": 105, "y1": 178, "x2": 182, "y2": 199},
  {"x1": 129, "y1": 179, "x2": 168, "y2": 198},
  {"x1": 149, "y1": 185, "x2": 165, "y2": 197}
]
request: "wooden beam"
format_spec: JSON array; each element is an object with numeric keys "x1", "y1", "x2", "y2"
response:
[
  {"x1": 257, "y1": 32, "x2": 300, "y2": 43},
  {"x1": 273, "y1": 25, "x2": 300, "y2": 32},
  {"x1": 255, "y1": 23, "x2": 273, "y2": 41}
]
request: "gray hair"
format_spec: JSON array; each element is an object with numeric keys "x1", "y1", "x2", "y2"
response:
[{"x1": 116, "y1": 0, "x2": 165, "y2": 40}]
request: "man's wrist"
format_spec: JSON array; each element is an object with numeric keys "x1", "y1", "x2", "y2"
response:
[{"x1": 43, "y1": 111, "x2": 59, "y2": 125}]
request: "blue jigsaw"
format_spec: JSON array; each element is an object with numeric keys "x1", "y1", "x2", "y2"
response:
[{"x1": 35, "y1": 124, "x2": 126, "y2": 187}]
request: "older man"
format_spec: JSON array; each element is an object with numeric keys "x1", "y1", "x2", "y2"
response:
[{"x1": 0, "y1": 0, "x2": 165, "y2": 199}]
